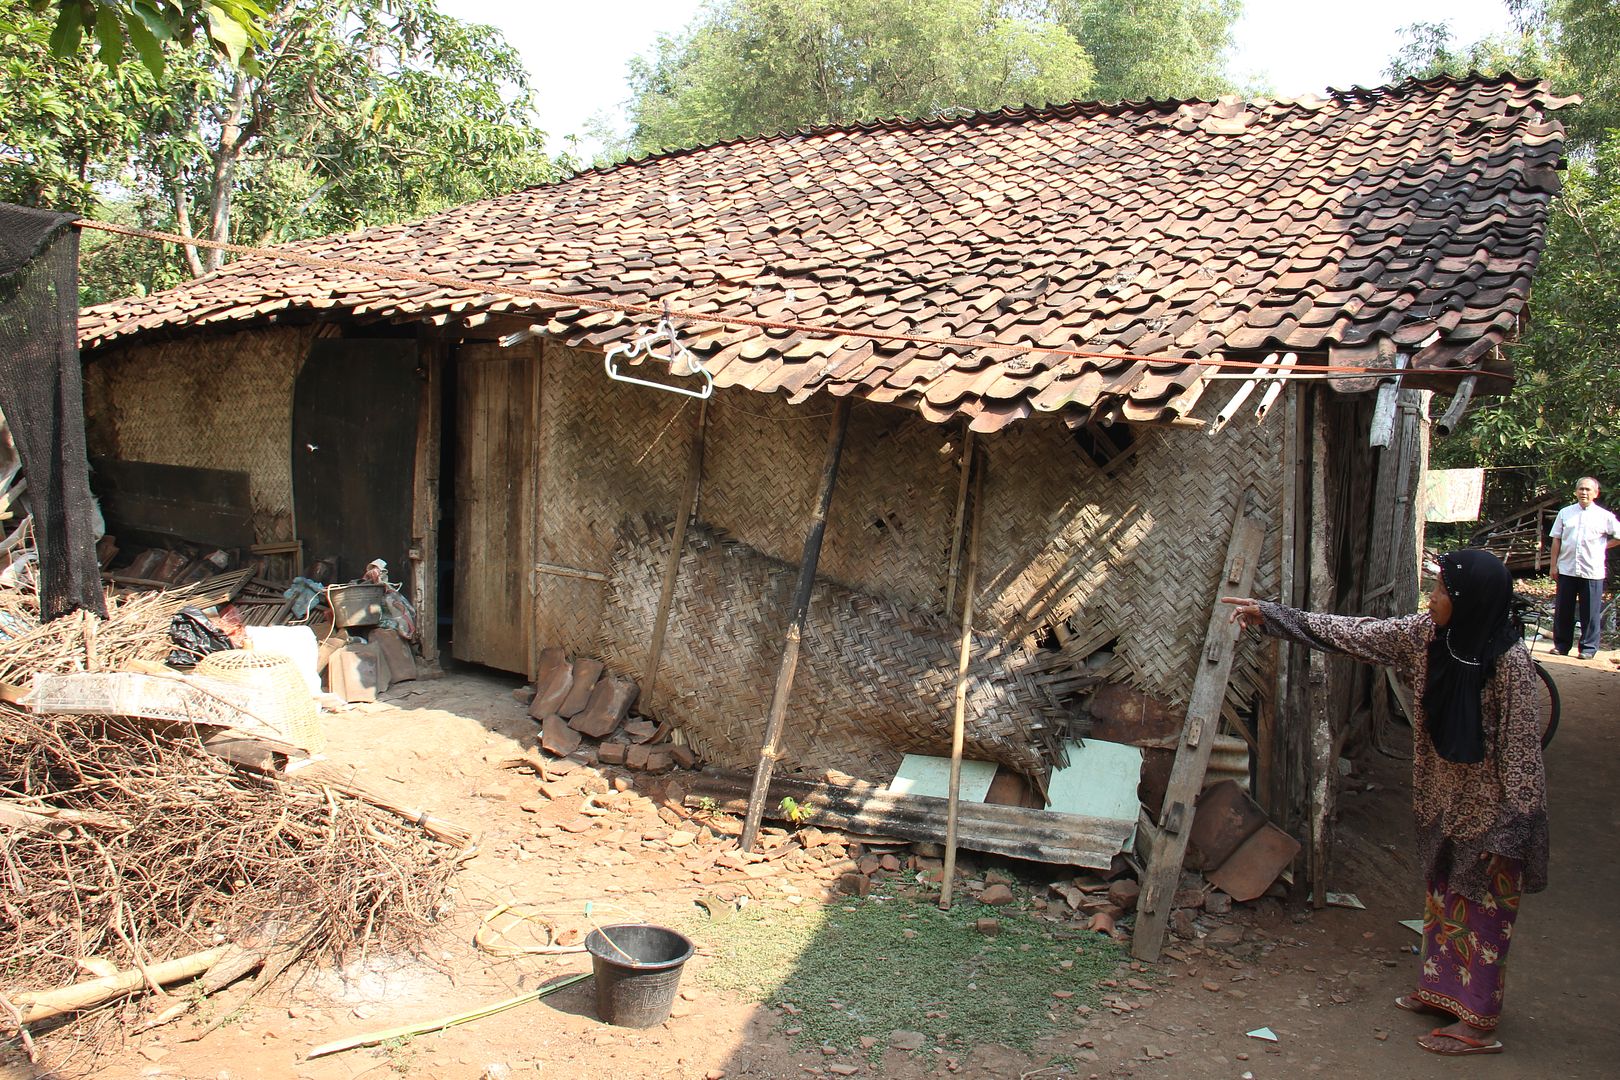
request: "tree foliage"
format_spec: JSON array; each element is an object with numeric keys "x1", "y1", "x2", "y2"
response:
[
  {"x1": 3, "y1": 0, "x2": 557, "y2": 303},
  {"x1": 624, "y1": 0, "x2": 1240, "y2": 156},
  {"x1": 31, "y1": 0, "x2": 268, "y2": 76},
  {"x1": 1393, "y1": 2, "x2": 1620, "y2": 498},
  {"x1": 1051, "y1": 0, "x2": 1238, "y2": 102},
  {"x1": 1461, "y1": 148, "x2": 1620, "y2": 483}
]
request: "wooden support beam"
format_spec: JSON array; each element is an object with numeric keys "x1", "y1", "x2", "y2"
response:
[
  {"x1": 1306, "y1": 405, "x2": 1337, "y2": 909},
  {"x1": 411, "y1": 331, "x2": 446, "y2": 666},
  {"x1": 738, "y1": 397, "x2": 853, "y2": 852},
  {"x1": 1131, "y1": 486, "x2": 1267, "y2": 962}
]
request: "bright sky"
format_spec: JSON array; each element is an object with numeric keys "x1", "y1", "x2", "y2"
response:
[{"x1": 441, "y1": 0, "x2": 1523, "y2": 157}]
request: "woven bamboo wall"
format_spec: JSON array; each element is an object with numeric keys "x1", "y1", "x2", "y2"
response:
[{"x1": 83, "y1": 325, "x2": 314, "y2": 542}]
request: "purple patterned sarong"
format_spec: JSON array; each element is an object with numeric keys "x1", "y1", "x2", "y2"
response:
[{"x1": 1413, "y1": 858, "x2": 1522, "y2": 1029}]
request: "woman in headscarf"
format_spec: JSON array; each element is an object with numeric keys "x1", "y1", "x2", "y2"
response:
[{"x1": 1223, "y1": 549, "x2": 1548, "y2": 1057}]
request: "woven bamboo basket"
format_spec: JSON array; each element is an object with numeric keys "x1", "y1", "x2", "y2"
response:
[{"x1": 195, "y1": 649, "x2": 325, "y2": 753}]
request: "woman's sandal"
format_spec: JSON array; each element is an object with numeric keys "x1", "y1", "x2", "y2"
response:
[
  {"x1": 1394, "y1": 995, "x2": 1452, "y2": 1016},
  {"x1": 1417, "y1": 1028, "x2": 1504, "y2": 1055}
]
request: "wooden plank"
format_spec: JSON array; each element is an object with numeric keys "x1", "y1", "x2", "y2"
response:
[
  {"x1": 1131, "y1": 486, "x2": 1267, "y2": 962},
  {"x1": 1367, "y1": 353, "x2": 1409, "y2": 448},
  {"x1": 687, "y1": 771, "x2": 1134, "y2": 869},
  {"x1": 91, "y1": 458, "x2": 255, "y2": 548}
]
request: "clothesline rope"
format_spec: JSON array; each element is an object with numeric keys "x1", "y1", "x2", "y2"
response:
[{"x1": 74, "y1": 217, "x2": 1505, "y2": 384}]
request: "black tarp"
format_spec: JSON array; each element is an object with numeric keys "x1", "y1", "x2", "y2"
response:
[{"x1": 0, "y1": 203, "x2": 106, "y2": 620}]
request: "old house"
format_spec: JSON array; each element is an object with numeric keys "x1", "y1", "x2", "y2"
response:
[{"x1": 75, "y1": 74, "x2": 1569, "y2": 923}]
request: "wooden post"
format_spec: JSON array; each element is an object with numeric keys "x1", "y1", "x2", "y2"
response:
[
  {"x1": 1262, "y1": 384, "x2": 1303, "y2": 817},
  {"x1": 1306, "y1": 402, "x2": 1337, "y2": 910},
  {"x1": 411, "y1": 331, "x2": 446, "y2": 665},
  {"x1": 940, "y1": 450, "x2": 983, "y2": 909},
  {"x1": 644, "y1": 399, "x2": 708, "y2": 731},
  {"x1": 738, "y1": 398, "x2": 853, "y2": 852},
  {"x1": 1131, "y1": 486, "x2": 1267, "y2": 962}
]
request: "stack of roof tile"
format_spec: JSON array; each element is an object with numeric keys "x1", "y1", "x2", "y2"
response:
[{"x1": 79, "y1": 74, "x2": 1572, "y2": 431}]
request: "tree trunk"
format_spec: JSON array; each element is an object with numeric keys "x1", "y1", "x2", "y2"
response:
[
  {"x1": 173, "y1": 177, "x2": 205, "y2": 278},
  {"x1": 201, "y1": 73, "x2": 255, "y2": 274}
]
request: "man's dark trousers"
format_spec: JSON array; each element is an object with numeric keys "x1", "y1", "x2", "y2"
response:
[{"x1": 1553, "y1": 573, "x2": 1605, "y2": 656}]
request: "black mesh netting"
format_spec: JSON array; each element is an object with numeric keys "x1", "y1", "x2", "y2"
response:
[{"x1": 0, "y1": 203, "x2": 107, "y2": 620}]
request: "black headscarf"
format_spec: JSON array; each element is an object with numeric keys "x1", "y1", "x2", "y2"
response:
[{"x1": 1421, "y1": 549, "x2": 1519, "y2": 764}]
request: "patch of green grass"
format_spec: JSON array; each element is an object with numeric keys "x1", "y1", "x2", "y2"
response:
[
  {"x1": 683, "y1": 892, "x2": 1124, "y2": 1060},
  {"x1": 377, "y1": 1034, "x2": 417, "y2": 1074}
]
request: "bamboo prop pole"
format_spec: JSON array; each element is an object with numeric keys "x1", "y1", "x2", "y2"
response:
[
  {"x1": 10, "y1": 945, "x2": 230, "y2": 1024},
  {"x1": 306, "y1": 972, "x2": 590, "y2": 1059},
  {"x1": 738, "y1": 397, "x2": 853, "y2": 853},
  {"x1": 943, "y1": 430, "x2": 975, "y2": 614},
  {"x1": 646, "y1": 399, "x2": 709, "y2": 740},
  {"x1": 940, "y1": 451, "x2": 984, "y2": 909}
]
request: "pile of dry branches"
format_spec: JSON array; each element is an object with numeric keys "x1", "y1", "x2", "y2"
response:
[
  {"x1": 0, "y1": 587, "x2": 179, "y2": 686},
  {"x1": 0, "y1": 586, "x2": 461, "y2": 1069}
]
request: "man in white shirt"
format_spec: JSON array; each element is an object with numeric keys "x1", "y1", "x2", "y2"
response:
[{"x1": 1548, "y1": 476, "x2": 1620, "y2": 658}]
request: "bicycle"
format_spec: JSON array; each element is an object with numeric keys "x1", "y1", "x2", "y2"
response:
[{"x1": 1510, "y1": 593, "x2": 1561, "y2": 749}]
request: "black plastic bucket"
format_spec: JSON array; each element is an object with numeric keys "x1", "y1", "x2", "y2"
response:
[{"x1": 585, "y1": 923, "x2": 695, "y2": 1027}]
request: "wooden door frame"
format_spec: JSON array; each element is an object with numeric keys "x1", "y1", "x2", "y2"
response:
[
  {"x1": 410, "y1": 328, "x2": 445, "y2": 666},
  {"x1": 527, "y1": 342, "x2": 545, "y2": 679}
]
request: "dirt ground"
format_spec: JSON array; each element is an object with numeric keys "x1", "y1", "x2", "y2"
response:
[{"x1": 8, "y1": 644, "x2": 1616, "y2": 1080}]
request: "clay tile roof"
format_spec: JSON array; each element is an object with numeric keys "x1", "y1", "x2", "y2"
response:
[{"x1": 78, "y1": 73, "x2": 1572, "y2": 431}]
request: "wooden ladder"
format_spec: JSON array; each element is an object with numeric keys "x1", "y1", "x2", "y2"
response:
[{"x1": 1131, "y1": 486, "x2": 1267, "y2": 962}]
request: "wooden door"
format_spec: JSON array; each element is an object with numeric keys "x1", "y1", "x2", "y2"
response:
[
  {"x1": 291, "y1": 338, "x2": 421, "y2": 582},
  {"x1": 452, "y1": 342, "x2": 537, "y2": 673}
]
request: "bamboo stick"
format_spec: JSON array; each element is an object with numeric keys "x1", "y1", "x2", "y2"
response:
[
  {"x1": 647, "y1": 398, "x2": 708, "y2": 738},
  {"x1": 11, "y1": 946, "x2": 229, "y2": 1023},
  {"x1": 738, "y1": 398, "x2": 852, "y2": 852},
  {"x1": 306, "y1": 973, "x2": 590, "y2": 1059},
  {"x1": 943, "y1": 430, "x2": 974, "y2": 614},
  {"x1": 940, "y1": 453, "x2": 984, "y2": 910}
]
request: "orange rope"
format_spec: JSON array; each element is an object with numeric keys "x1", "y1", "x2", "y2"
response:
[{"x1": 75, "y1": 218, "x2": 1504, "y2": 382}]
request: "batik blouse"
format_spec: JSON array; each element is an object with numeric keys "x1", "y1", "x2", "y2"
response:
[{"x1": 1256, "y1": 602, "x2": 1549, "y2": 902}]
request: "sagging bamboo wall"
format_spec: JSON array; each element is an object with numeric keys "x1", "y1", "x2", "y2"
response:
[
  {"x1": 532, "y1": 343, "x2": 1286, "y2": 721},
  {"x1": 82, "y1": 325, "x2": 316, "y2": 543}
]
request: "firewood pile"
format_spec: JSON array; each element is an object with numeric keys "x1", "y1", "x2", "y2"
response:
[{"x1": 0, "y1": 542, "x2": 460, "y2": 1072}]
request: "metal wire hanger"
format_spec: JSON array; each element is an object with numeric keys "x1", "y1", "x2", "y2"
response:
[{"x1": 603, "y1": 303, "x2": 713, "y2": 399}]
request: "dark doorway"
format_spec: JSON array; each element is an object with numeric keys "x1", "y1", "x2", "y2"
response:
[{"x1": 291, "y1": 337, "x2": 422, "y2": 582}]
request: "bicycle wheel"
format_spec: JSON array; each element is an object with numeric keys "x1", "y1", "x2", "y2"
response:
[{"x1": 1532, "y1": 660, "x2": 1560, "y2": 749}]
